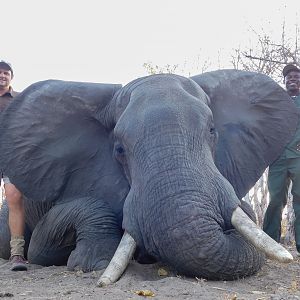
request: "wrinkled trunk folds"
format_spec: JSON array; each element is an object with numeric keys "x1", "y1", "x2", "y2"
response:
[{"x1": 145, "y1": 196, "x2": 264, "y2": 280}]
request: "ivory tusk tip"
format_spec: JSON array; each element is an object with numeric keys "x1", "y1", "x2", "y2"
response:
[
  {"x1": 232, "y1": 207, "x2": 295, "y2": 264},
  {"x1": 97, "y1": 276, "x2": 113, "y2": 287},
  {"x1": 281, "y1": 252, "x2": 293, "y2": 263},
  {"x1": 270, "y1": 249, "x2": 293, "y2": 263},
  {"x1": 277, "y1": 256, "x2": 293, "y2": 263}
]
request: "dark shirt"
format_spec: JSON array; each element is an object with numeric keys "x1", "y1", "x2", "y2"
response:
[
  {"x1": 282, "y1": 95, "x2": 300, "y2": 158},
  {"x1": 0, "y1": 88, "x2": 19, "y2": 178},
  {"x1": 0, "y1": 88, "x2": 19, "y2": 112}
]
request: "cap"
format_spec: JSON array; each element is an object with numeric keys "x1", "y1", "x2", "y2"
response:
[
  {"x1": 282, "y1": 64, "x2": 300, "y2": 77},
  {"x1": 0, "y1": 60, "x2": 13, "y2": 76}
]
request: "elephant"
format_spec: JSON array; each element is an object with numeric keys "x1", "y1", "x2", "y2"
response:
[{"x1": 0, "y1": 70, "x2": 297, "y2": 282}]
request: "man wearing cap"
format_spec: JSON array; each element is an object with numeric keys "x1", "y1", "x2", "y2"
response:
[
  {"x1": 0, "y1": 61, "x2": 27, "y2": 271},
  {"x1": 263, "y1": 63, "x2": 300, "y2": 254}
]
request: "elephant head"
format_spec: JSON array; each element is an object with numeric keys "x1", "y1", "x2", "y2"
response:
[
  {"x1": 0, "y1": 70, "x2": 297, "y2": 281},
  {"x1": 97, "y1": 70, "x2": 298, "y2": 284}
]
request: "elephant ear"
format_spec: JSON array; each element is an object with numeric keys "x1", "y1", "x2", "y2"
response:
[
  {"x1": 191, "y1": 70, "x2": 299, "y2": 199},
  {"x1": 0, "y1": 80, "x2": 122, "y2": 202}
]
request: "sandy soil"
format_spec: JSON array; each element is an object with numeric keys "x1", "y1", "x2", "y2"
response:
[{"x1": 0, "y1": 246, "x2": 299, "y2": 300}]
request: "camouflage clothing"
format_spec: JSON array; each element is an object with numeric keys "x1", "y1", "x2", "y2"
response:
[{"x1": 263, "y1": 95, "x2": 300, "y2": 251}]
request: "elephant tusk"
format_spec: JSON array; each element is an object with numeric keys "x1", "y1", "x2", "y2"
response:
[
  {"x1": 97, "y1": 232, "x2": 136, "y2": 287},
  {"x1": 231, "y1": 206, "x2": 293, "y2": 263}
]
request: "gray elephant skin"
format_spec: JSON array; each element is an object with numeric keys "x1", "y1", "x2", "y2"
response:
[{"x1": 0, "y1": 70, "x2": 298, "y2": 280}]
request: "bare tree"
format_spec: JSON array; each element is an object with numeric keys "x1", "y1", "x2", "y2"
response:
[
  {"x1": 143, "y1": 50, "x2": 212, "y2": 77},
  {"x1": 231, "y1": 22, "x2": 300, "y2": 83}
]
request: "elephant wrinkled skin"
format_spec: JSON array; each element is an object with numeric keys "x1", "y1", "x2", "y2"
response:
[{"x1": 0, "y1": 70, "x2": 298, "y2": 280}]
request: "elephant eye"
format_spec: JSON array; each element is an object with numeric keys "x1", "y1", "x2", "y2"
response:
[
  {"x1": 210, "y1": 127, "x2": 216, "y2": 135},
  {"x1": 114, "y1": 142, "x2": 131, "y2": 182},
  {"x1": 115, "y1": 145, "x2": 125, "y2": 155},
  {"x1": 114, "y1": 142, "x2": 127, "y2": 164}
]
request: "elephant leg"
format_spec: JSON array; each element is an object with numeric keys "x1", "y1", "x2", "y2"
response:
[
  {"x1": 28, "y1": 197, "x2": 122, "y2": 272},
  {"x1": 27, "y1": 207, "x2": 76, "y2": 266},
  {"x1": 67, "y1": 198, "x2": 123, "y2": 272}
]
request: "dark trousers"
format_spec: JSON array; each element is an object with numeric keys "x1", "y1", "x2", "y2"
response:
[{"x1": 263, "y1": 156, "x2": 300, "y2": 251}]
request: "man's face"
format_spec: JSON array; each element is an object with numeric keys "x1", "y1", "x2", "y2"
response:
[
  {"x1": 0, "y1": 67, "x2": 13, "y2": 90},
  {"x1": 285, "y1": 70, "x2": 300, "y2": 96}
]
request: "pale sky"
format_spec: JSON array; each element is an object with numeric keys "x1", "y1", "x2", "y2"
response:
[{"x1": 2, "y1": 0, "x2": 300, "y2": 91}]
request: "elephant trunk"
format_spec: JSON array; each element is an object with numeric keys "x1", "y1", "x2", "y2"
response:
[
  {"x1": 123, "y1": 165, "x2": 293, "y2": 281},
  {"x1": 146, "y1": 188, "x2": 292, "y2": 280},
  {"x1": 145, "y1": 195, "x2": 263, "y2": 280}
]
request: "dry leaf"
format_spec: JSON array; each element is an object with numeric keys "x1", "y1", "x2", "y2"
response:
[
  {"x1": 290, "y1": 280, "x2": 299, "y2": 291},
  {"x1": 134, "y1": 290, "x2": 155, "y2": 297}
]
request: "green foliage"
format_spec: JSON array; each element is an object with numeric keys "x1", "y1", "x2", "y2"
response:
[{"x1": 143, "y1": 62, "x2": 179, "y2": 75}]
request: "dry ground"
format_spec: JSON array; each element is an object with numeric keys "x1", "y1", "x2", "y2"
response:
[{"x1": 0, "y1": 246, "x2": 300, "y2": 300}]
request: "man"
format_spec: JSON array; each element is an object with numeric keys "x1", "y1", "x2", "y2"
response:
[
  {"x1": 0, "y1": 60, "x2": 27, "y2": 271},
  {"x1": 263, "y1": 64, "x2": 300, "y2": 254}
]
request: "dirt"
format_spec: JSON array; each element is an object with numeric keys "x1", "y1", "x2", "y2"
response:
[{"x1": 0, "y1": 246, "x2": 299, "y2": 300}]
